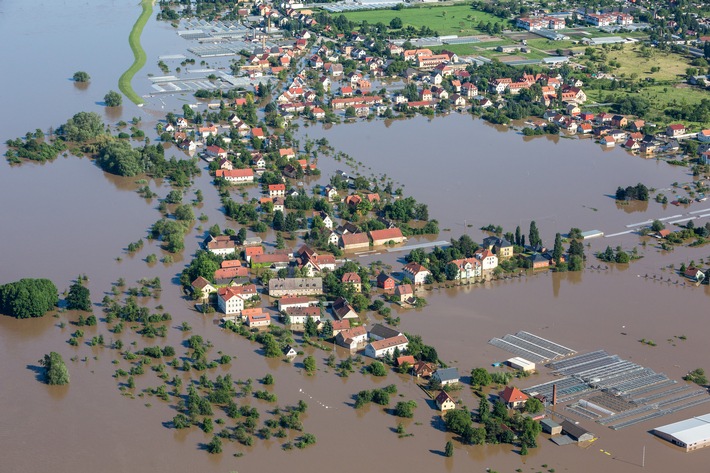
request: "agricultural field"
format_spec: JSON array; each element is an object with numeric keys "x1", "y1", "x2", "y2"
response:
[{"x1": 341, "y1": 4, "x2": 506, "y2": 36}]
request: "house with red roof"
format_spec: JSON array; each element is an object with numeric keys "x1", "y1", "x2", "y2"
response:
[
  {"x1": 499, "y1": 386, "x2": 529, "y2": 409},
  {"x1": 206, "y1": 145, "x2": 227, "y2": 159},
  {"x1": 216, "y1": 168, "x2": 254, "y2": 183},
  {"x1": 341, "y1": 272, "x2": 362, "y2": 292},
  {"x1": 268, "y1": 183, "x2": 286, "y2": 197},
  {"x1": 474, "y1": 249, "x2": 498, "y2": 270},
  {"x1": 395, "y1": 284, "x2": 414, "y2": 303},
  {"x1": 667, "y1": 123, "x2": 687, "y2": 137}
]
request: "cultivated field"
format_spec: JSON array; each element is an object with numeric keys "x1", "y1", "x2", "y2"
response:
[{"x1": 341, "y1": 5, "x2": 505, "y2": 36}]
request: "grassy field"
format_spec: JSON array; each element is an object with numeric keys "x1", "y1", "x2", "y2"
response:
[
  {"x1": 431, "y1": 38, "x2": 518, "y2": 57},
  {"x1": 118, "y1": 0, "x2": 153, "y2": 105},
  {"x1": 600, "y1": 44, "x2": 693, "y2": 82},
  {"x1": 341, "y1": 5, "x2": 505, "y2": 36},
  {"x1": 525, "y1": 38, "x2": 581, "y2": 51},
  {"x1": 586, "y1": 84, "x2": 710, "y2": 128}
]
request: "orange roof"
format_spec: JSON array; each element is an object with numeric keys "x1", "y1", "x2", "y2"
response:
[
  {"x1": 500, "y1": 386, "x2": 528, "y2": 404},
  {"x1": 269, "y1": 184, "x2": 286, "y2": 191},
  {"x1": 221, "y1": 260, "x2": 242, "y2": 269},
  {"x1": 369, "y1": 228, "x2": 404, "y2": 242},
  {"x1": 245, "y1": 246, "x2": 264, "y2": 257}
]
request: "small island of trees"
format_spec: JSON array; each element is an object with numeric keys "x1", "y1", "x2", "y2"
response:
[
  {"x1": 40, "y1": 351, "x2": 70, "y2": 385},
  {"x1": 104, "y1": 90, "x2": 123, "y2": 107},
  {"x1": 72, "y1": 71, "x2": 90, "y2": 83}
]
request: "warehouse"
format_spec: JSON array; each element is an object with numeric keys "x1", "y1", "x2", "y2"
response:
[{"x1": 654, "y1": 414, "x2": 710, "y2": 452}]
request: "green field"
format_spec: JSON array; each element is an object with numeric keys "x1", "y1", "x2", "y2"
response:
[
  {"x1": 431, "y1": 38, "x2": 517, "y2": 57},
  {"x1": 602, "y1": 44, "x2": 693, "y2": 82},
  {"x1": 341, "y1": 5, "x2": 505, "y2": 36},
  {"x1": 118, "y1": 0, "x2": 153, "y2": 105}
]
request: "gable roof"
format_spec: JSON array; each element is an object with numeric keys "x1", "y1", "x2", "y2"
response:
[
  {"x1": 435, "y1": 390, "x2": 454, "y2": 405},
  {"x1": 369, "y1": 228, "x2": 404, "y2": 241},
  {"x1": 369, "y1": 324, "x2": 402, "y2": 340},
  {"x1": 500, "y1": 386, "x2": 529, "y2": 404},
  {"x1": 434, "y1": 367, "x2": 460, "y2": 382},
  {"x1": 368, "y1": 335, "x2": 408, "y2": 352}
]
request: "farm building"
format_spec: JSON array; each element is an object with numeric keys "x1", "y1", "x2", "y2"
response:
[
  {"x1": 654, "y1": 414, "x2": 710, "y2": 452},
  {"x1": 507, "y1": 357, "x2": 536, "y2": 372}
]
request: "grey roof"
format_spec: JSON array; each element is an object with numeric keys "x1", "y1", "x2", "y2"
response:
[
  {"x1": 541, "y1": 418, "x2": 561, "y2": 428},
  {"x1": 369, "y1": 324, "x2": 401, "y2": 340},
  {"x1": 434, "y1": 367, "x2": 460, "y2": 382}
]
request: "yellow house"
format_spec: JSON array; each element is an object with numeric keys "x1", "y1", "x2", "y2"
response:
[{"x1": 435, "y1": 390, "x2": 456, "y2": 412}]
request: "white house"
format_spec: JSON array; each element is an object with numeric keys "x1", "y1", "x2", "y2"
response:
[
  {"x1": 449, "y1": 258, "x2": 482, "y2": 279},
  {"x1": 475, "y1": 249, "x2": 499, "y2": 270},
  {"x1": 285, "y1": 306, "x2": 321, "y2": 324},
  {"x1": 364, "y1": 335, "x2": 409, "y2": 359},
  {"x1": 217, "y1": 287, "x2": 244, "y2": 315},
  {"x1": 402, "y1": 262, "x2": 431, "y2": 285},
  {"x1": 335, "y1": 326, "x2": 368, "y2": 350},
  {"x1": 216, "y1": 168, "x2": 254, "y2": 183},
  {"x1": 318, "y1": 211, "x2": 333, "y2": 230}
]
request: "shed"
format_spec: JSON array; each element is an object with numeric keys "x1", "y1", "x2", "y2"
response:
[
  {"x1": 541, "y1": 418, "x2": 562, "y2": 435},
  {"x1": 561, "y1": 420, "x2": 594, "y2": 442},
  {"x1": 508, "y1": 357, "x2": 536, "y2": 372}
]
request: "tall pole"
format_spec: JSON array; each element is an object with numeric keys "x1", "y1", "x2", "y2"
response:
[{"x1": 642, "y1": 445, "x2": 645, "y2": 468}]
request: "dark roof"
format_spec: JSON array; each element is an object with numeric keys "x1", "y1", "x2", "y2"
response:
[
  {"x1": 560, "y1": 420, "x2": 592, "y2": 440},
  {"x1": 369, "y1": 324, "x2": 401, "y2": 339}
]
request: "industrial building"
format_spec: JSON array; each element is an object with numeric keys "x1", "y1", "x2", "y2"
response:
[{"x1": 654, "y1": 414, "x2": 710, "y2": 452}]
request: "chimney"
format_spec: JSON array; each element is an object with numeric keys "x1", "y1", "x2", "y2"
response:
[{"x1": 552, "y1": 384, "x2": 558, "y2": 406}]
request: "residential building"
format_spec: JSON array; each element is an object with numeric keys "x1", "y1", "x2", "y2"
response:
[
  {"x1": 269, "y1": 184, "x2": 286, "y2": 197},
  {"x1": 246, "y1": 312, "x2": 271, "y2": 328},
  {"x1": 250, "y1": 253, "x2": 290, "y2": 269},
  {"x1": 341, "y1": 272, "x2": 362, "y2": 292},
  {"x1": 413, "y1": 361, "x2": 436, "y2": 378},
  {"x1": 449, "y1": 258, "x2": 482, "y2": 280},
  {"x1": 475, "y1": 249, "x2": 499, "y2": 270},
  {"x1": 377, "y1": 272, "x2": 396, "y2": 291},
  {"x1": 402, "y1": 262, "x2": 431, "y2": 285},
  {"x1": 191, "y1": 276, "x2": 216, "y2": 300},
  {"x1": 368, "y1": 324, "x2": 402, "y2": 341},
  {"x1": 331, "y1": 319, "x2": 351, "y2": 336},
  {"x1": 285, "y1": 306, "x2": 321, "y2": 324},
  {"x1": 206, "y1": 238, "x2": 236, "y2": 256},
  {"x1": 278, "y1": 296, "x2": 317, "y2": 312},
  {"x1": 364, "y1": 334, "x2": 409, "y2": 359},
  {"x1": 432, "y1": 367, "x2": 460, "y2": 386},
  {"x1": 268, "y1": 278, "x2": 323, "y2": 297},
  {"x1": 667, "y1": 123, "x2": 687, "y2": 137},
  {"x1": 395, "y1": 284, "x2": 414, "y2": 303},
  {"x1": 335, "y1": 326, "x2": 368, "y2": 350},
  {"x1": 435, "y1": 391, "x2": 456, "y2": 412},
  {"x1": 282, "y1": 345, "x2": 298, "y2": 357},
  {"x1": 216, "y1": 168, "x2": 254, "y2": 184},
  {"x1": 332, "y1": 296, "x2": 359, "y2": 320},
  {"x1": 499, "y1": 386, "x2": 529, "y2": 409},
  {"x1": 217, "y1": 285, "x2": 257, "y2": 315}
]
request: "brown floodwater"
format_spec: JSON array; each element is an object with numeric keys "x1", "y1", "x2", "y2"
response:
[{"x1": 2, "y1": 1, "x2": 710, "y2": 472}]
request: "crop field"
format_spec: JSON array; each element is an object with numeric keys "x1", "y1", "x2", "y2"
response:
[{"x1": 341, "y1": 5, "x2": 505, "y2": 36}]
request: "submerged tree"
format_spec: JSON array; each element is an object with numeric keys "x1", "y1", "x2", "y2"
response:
[
  {"x1": 72, "y1": 71, "x2": 90, "y2": 82},
  {"x1": 40, "y1": 352, "x2": 70, "y2": 385}
]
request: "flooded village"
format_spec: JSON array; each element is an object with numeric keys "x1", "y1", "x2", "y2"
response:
[{"x1": 2, "y1": 0, "x2": 710, "y2": 472}]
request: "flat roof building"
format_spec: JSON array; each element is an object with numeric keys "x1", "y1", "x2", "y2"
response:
[
  {"x1": 654, "y1": 414, "x2": 710, "y2": 452},
  {"x1": 507, "y1": 357, "x2": 536, "y2": 372}
]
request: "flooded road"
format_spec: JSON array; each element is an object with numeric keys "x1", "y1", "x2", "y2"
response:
[{"x1": 1, "y1": 1, "x2": 710, "y2": 472}]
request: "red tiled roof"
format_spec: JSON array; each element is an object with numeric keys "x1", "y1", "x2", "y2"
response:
[{"x1": 369, "y1": 228, "x2": 404, "y2": 242}]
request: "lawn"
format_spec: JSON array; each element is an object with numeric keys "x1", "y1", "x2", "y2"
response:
[
  {"x1": 341, "y1": 5, "x2": 505, "y2": 36},
  {"x1": 431, "y1": 39, "x2": 519, "y2": 57},
  {"x1": 603, "y1": 44, "x2": 692, "y2": 82},
  {"x1": 525, "y1": 38, "x2": 581, "y2": 51}
]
